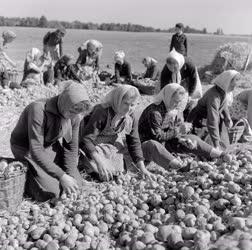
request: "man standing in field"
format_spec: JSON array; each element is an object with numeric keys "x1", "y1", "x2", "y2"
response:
[
  {"x1": 43, "y1": 27, "x2": 66, "y2": 63},
  {"x1": 170, "y1": 23, "x2": 188, "y2": 56}
]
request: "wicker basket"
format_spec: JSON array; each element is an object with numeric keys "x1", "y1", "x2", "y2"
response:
[
  {"x1": 132, "y1": 80, "x2": 159, "y2": 95},
  {"x1": 7, "y1": 70, "x2": 19, "y2": 84},
  {"x1": 0, "y1": 159, "x2": 27, "y2": 213}
]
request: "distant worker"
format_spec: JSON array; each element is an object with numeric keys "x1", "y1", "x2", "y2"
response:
[
  {"x1": 114, "y1": 51, "x2": 132, "y2": 84},
  {"x1": 0, "y1": 30, "x2": 17, "y2": 88},
  {"x1": 76, "y1": 39, "x2": 103, "y2": 81},
  {"x1": 170, "y1": 23, "x2": 188, "y2": 56},
  {"x1": 43, "y1": 27, "x2": 66, "y2": 62},
  {"x1": 21, "y1": 48, "x2": 49, "y2": 87},
  {"x1": 142, "y1": 57, "x2": 160, "y2": 81}
]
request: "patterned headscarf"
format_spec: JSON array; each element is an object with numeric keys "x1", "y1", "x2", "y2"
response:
[
  {"x1": 212, "y1": 70, "x2": 240, "y2": 93},
  {"x1": 102, "y1": 84, "x2": 139, "y2": 113},
  {"x1": 79, "y1": 39, "x2": 103, "y2": 52},
  {"x1": 154, "y1": 83, "x2": 188, "y2": 129},
  {"x1": 26, "y1": 48, "x2": 41, "y2": 63},
  {"x1": 143, "y1": 57, "x2": 158, "y2": 67},
  {"x1": 2, "y1": 30, "x2": 16, "y2": 44},
  {"x1": 154, "y1": 83, "x2": 188, "y2": 111},
  {"x1": 114, "y1": 51, "x2": 125, "y2": 64},
  {"x1": 57, "y1": 81, "x2": 89, "y2": 142},
  {"x1": 102, "y1": 84, "x2": 140, "y2": 132}
]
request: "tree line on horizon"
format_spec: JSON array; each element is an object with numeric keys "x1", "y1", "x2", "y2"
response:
[{"x1": 0, "y1": 15, "x2": 210, "y2": 34}]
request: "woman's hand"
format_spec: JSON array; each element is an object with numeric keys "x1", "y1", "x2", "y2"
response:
[
  {"x1": 224, "y1": 118, "x2": 233, "y2": 129},
  {"x1": 60, "y1": 174, "x2": 79, "y2": 195},
  {"x1": 179, "y1": 122, "x2": 192, "y2": 135},
  {"x1": 96, "y1": 161, "x2": 113, "y2": 181},
  {"x1": 137, "y1": 161, "x2": 156, "y2": 181},
  {"x1": 179, "y1": 137, "x2": 197, "y2": 150},
  {"x1": 92, "y1": 152, "x2": 113, "y2": 181}
]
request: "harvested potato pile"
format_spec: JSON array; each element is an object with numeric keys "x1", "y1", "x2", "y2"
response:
[
  {"x1": 1, "y1": 83, "x2": 252, "y2": 250},
  {"x1": 1, "y1": 149, "x2": 252, "y2": 249}
]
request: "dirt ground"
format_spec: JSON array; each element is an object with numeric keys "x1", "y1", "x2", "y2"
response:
[{"x1": 0, "y1": 106, "x2": 23, "y2": 157}]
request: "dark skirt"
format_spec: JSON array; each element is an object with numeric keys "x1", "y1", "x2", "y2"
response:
[{"x1": 11, "y1": 142, "x2": 82, "y2": 202}]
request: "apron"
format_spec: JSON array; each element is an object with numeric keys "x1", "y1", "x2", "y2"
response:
[
  {"x1": 79, "y1": 111, "x2": 134, "y2": 176},
  {"x1": 80, "y1": 56, "x2": 97, "y2": 81},
  {"x1": 44, "y1": 44, "x2": 60, "y2": 63}
]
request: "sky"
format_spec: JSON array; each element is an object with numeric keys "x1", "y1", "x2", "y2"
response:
[{"x1": 1, "y1": 0, "x2": 252, "y2": 34}]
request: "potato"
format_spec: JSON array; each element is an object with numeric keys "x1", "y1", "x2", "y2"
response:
[
  {"x1": 45, "y1": 240, "x2": 59, "y2": 250},
  {"x1": 98, "y1": 221, "x2": 108, "y2": 234},
  {"x1": 131, "y1": 240, "x2": 146, "y2": 250},
  {"x1": 49, "y1": 226, "x2": 64, "y2": 239},
  {"x1": 30, "y1": 227, "x2": 46, "y2": 240},
  {"x1": 140, "y1": 232, "x2": 156, "y2": 244},
  {"x1": 182, "y1": 227, "x2": 197, "y2": 240},
  {"x1": 35, "y1": 239, "x2": 47, "y2": 249}
]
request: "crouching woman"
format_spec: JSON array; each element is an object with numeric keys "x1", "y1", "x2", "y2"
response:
[
  {"x1": 10, "y1": 81, "x2": 90, "y2": 201},
  {"x1": 79, "y1": 85, "x2": 154, "y2": 181},
  {"x1": 187, "y1": 70, "x2": 240, "y2": 149},
  {"x1": 138, "y1": 83, "x2": 224, "y2": 169}
]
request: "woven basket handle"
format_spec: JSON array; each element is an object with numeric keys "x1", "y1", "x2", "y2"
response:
[{"x1": 3, "y1": 161, "x2": 24, "y2": 179}]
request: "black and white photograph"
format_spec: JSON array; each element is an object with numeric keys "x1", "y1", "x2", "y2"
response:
[{"x1": 0, "y1": 0, "x2": 252, "y2": 249}]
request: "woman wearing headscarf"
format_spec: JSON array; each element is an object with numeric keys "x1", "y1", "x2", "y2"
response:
[
  {"x1": 142, "y1": 57, "x2": 160, "y2": 81},
  {"x1": 54, "y1": 55, "x2": 82, "y2": 85},
  {"x1": 187, "y1": 70, "x2": 240, "y2": 149},
  {"x1": 76, "y1": 39, "x2": 103, "y2": 80},
  {"x1": 79, "y1": 85, "x2": 154, "y2": 181},
  {"x1": 21, "y1": 48, "x2": 49, "y2": 87},
  {"x1": 10, "y1": 81, "x2": 90, "y2": 201},
  {"x1": 0, "y1": 30, "x2": 17, "y2": 87},
  {"x1": 228, "y1": 89, "x2": 252, "y2": 143},
  {"x1": 160, "y1": 49, "x2": 202, "y2": 99},
  {"x1": 114, "y1": 51, "x2": 133, "y2": 84},
  {"x1": 139, "y1": 84, "x2": 224, "y2": 170}
]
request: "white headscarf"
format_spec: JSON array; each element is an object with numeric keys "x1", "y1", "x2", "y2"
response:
[
  {"x1": 154, "y1": 83, "x2": 188, "y2": 111},
  {"x1": 166, "y1": 48, "x2": 185, "y2": 83},
  {"x1": 154, "y1": 83, "x2": 188, "y2": 128},
  {"x1": 102, "y1": 84, "x2": 139, "y2": 113},
  {"x1": 212, "y1": 70, "x2": 240, "y2": 93},
  {"x1": 102, "y1": 84, "x2": 140, "y2": 131},
  {"x1": 26, "y1": 48, "x2": 41, "y2": 63},
  {"x1": 143, "y1": 57, "x2": 158, "y2": 67},
  {"x1": 80, "y1": 39, "x2": 103, "y2": 51},
  {"x1": 114, "y1": 51, "x2": 125, "y2": 64}
]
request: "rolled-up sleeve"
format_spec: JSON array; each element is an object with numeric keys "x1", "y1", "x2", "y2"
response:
[
  {"x1": 206, "y1": 96, "x2": 221, "y2": 148},
  {"x1": 63, "y1": 116, "x2": 81, "y2": 171},
  {"x1": 126, "y1": 114, "x2": 144, "y2": 163},
  {"x1": 28, "y1": 103, "x2": 65, "y2": 179},
  {"x1": 149, "y1": 111, "x2": 177, "y2": 142}
]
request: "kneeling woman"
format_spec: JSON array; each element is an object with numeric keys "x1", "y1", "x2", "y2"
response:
[
  {"x1": 142, "y1": 57, "x2": 160, "y2": 81},
  {"x1": 138, "y1": 83, "x2": 223, "y2": 169},
  {"x1": 228, "y1": 88, "x2": 252, "y2": 143},
  {"x1": 10, "y1": 82, "x2": 90, "y2": 201},
  {"x1": 21, "y1": 48, "x2": 48, "y2": 87},
  {"x1": 79, "y1": 85, "x2": 153, "y2": 181},
  {"x1": 187, "y1": 70, "x2": 240, "y2": 149},
  {"x1": 114, "y1": 51, "x2": 133, "y2": 84},
  {"x1": 160, "y1": 48, "x2": 202, "y2": 99}
]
